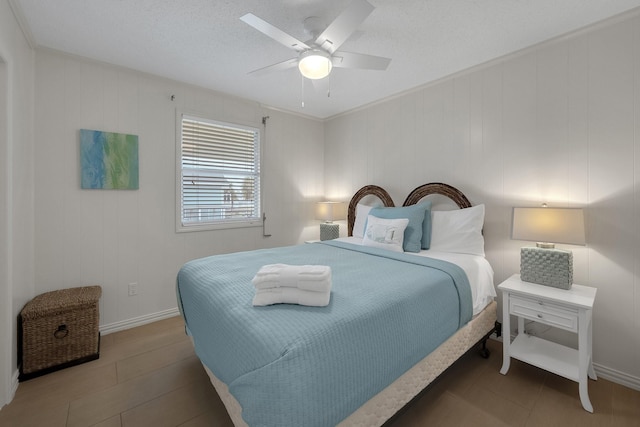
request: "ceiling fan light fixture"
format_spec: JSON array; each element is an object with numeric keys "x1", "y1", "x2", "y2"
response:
[{"x1": 298, "y1": 50, "x2": 332, "y2": 79}]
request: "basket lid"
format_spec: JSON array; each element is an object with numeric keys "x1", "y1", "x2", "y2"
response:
[{"x1": 21, "y1": 286, "x2": 102, "y2": 320}]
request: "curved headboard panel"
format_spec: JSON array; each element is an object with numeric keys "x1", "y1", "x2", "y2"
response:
[
  {"x1": 402, "y1": 182, "x2": 471, "y2": 209},
  {"x1": 347, "y1": 185, "x2": 395, "y2": 236}
]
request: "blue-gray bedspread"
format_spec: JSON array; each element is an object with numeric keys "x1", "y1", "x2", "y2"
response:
[{"x1": 176, "y1": 241, "x2": 472, "y2": 427}]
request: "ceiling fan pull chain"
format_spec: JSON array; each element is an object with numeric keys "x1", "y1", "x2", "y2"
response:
[{"x1": 301, "y1": 74, "x2": 305, "y2": 108}]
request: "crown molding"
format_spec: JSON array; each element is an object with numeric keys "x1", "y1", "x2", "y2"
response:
[{"x1": 8, "y1": 0, "x2": 36, "y2": 49}]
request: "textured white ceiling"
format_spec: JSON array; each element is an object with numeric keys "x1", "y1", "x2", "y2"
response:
[{"x1": 12, "y1": 0, "x2": 640, "y2": 119}]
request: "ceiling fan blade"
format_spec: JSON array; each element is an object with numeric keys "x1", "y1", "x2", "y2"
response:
[
  {"x1": 332, "y1": 51, "x2": 391, "y2": 70},
  {"x1": 248, "y1": 57, "x2": 298, "y2": 76},
  {"x1": 240, "y1": 13, "x2": 310, "y2": 52},
  {"x1": 315, "y1": 0, "x2": 374, "y2": 54}
]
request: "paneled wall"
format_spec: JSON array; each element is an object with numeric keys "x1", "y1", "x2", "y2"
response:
[
  {"x1": 6, "y1": 0, "x2": 640, "y2": 401},
  {"x1": 33, "y1": 50, "x2": 324, "y2": 329},
  {"x1": 325, "y1": 12, "x2": 640, "y2": 387},
  {"x1": 0, "y1": 0, "x2": 35, "y2": 407}
]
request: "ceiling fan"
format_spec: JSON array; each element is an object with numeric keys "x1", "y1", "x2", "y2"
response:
[{"x1": 240, "y1": 0, "x2": 391, "y2": 80}]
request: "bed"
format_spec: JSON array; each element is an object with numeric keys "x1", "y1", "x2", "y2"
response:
[{"x1": 176, "y1": 182, "x2": 499, "y2": 426}]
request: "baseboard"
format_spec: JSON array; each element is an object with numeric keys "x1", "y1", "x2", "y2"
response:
[
  {"x1": 11, "y1": 369, "x2": 18, "y2": 397},
  {"x1": 3, "y1": 369, "x2": 19, "y2": 408},
  {"x1": 594, "y1": 363, "x2": 640, "y2": 392},
  {"x1": 99, "y1": 307, "x2": 181, "y2": 335}
]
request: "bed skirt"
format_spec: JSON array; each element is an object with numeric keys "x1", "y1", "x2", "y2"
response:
[{"x1": 199, "y1": 300, "x2": 497, "y2": 427}]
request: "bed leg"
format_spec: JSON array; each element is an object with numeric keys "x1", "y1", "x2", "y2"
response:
[
  {"x1": 480, "y1": 340, "x2": 490, "y2": 359},
  {"x1": 478, "y1": 321, "x2": 502, "y2": 359}
]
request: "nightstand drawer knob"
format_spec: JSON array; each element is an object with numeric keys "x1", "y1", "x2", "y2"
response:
[{"x1": 537, "y1": 314, "x2": 543, "y2": 319}]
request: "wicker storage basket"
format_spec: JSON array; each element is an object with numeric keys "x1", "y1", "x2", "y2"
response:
[
  {"x1": 520, "y1": 247, "x2": 573, "y2": 290},
  {"x1": 19, "y1": 286, "x2": 102, "y2": 381}
]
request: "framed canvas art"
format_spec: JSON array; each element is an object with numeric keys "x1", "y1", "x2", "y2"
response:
[{"x1": 80, "y1": 129, "x2": 139, "y2": 190}]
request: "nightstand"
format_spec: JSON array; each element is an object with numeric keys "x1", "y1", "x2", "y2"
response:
[{"x1": 499, "y1": 274, "x2": 597, "y2": 412}]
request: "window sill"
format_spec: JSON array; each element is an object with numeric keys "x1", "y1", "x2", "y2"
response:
[{"x1": 176, "y1": 220, "x2": 262, "y2": 233}]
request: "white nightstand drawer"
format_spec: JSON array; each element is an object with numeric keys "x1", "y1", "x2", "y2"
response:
[{"x1": 510, "y1": 295, "x2": 578, "y2": 332}]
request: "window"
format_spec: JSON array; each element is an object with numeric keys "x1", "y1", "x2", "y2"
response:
[{"x1": 177, "y1": 113, "x2": 261, "y2": 231}]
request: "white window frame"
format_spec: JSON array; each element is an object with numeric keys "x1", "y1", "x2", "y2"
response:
[{"x1": 175, "y1": 111, "x2": 262, "y2": 232}]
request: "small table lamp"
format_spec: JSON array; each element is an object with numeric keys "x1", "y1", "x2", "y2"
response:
[
  {"x1": 512, "y1": 206, "x2": 585, "y2": 289},
  {"x1": 316, "y1": 201, "x2": 347, "y2": 241}
]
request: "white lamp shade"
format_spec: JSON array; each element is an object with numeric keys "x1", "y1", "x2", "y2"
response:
[
  {"x1": 512, "y1": 207, "x2": 585, "y2": 246},
  {"x1": 316, "y1": 201, "x2": 346, "y2": 222},
  {"x1": 298, "y1": 50, "x2": 332, "y2": 80}
]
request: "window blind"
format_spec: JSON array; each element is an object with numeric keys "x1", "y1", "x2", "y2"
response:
[{"x1": 180, "y1": 115, "x2": 260, "y2": 227}]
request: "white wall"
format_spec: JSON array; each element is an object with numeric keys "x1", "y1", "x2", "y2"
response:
[
  {"x1": 0, "y1": 54, "x2": 9, "y2": 411},
  {"x1": 325, "y1": 11, "x2": 640, "y2": 388},
  {"x1": 0, "y1": 0, "x2": 35, "y2": 408},
  {"x1": 33, "y1": 50, "x2": 324, "y2": 330},
  {"x1": 4, "y1": 0, "x2": 640, "y2": 409}
]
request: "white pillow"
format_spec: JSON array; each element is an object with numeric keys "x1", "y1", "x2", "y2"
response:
[
  {"x1": 362, "y1": 215, "x2": 409, "y2": 253},
  {"x1": 353, "y1": 203, "x2": 380, "y2": 238},
  {"x1": 429, "y1": 204, "x2": 485, "y2": 256}
]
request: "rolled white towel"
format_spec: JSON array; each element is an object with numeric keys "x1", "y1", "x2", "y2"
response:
[
  {"x1": 254, "y1": 264, "x2": 329, "y2": 278},
  {"x1": 252, "y1": 288, "x2": 331, "y2": 307},
  {"x1": 254, "y1": 280, "x2": 332, "y2": 293},
  {"x1": 252, "y1": 264, "x2": 332, "y2": 292},
  {"x1": 253, "y1": 264, "x2": 330, "y2": 280}
]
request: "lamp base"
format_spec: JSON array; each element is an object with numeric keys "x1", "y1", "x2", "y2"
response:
[
  {"x1": 320, "y1": 223, "x2": 339, "y2": 241},
  {"x1": 520, "y1": 247, "x2": 573, "y2": 290}
]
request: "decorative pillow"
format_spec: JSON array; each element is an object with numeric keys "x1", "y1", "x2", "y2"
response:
[
  {"x1": 429, "y1": 204, "x2": 485, "y2": 256},
  {"x1": 353, "y1": 203, "x2": 380, "y2": 238},
  {"x1": 418, "y1": 201, "x2": 433, "y2": 249},
  {"x1": 368, "y1": 203, "x2": 430, "y2": 253},
  {"x1": 362, "y1": 216, "x2": 409, "y2": 253}
]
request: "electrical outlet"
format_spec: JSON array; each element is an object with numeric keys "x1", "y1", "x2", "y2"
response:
[{"x1": 128, "y1": 282, "x2": 138, "y2": 296}]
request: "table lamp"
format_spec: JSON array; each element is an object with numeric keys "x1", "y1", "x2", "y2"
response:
[
  {"x1": 316, "y1": 201, "x2": 347, "y2": 241},
  {"x1": 511, "y1": 206, "x2": 585, "y2": 289}
]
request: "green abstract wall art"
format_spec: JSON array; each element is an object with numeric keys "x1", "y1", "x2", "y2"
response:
[{"x1": 80, "y1": 129, "x2": 139, "y2": 190}]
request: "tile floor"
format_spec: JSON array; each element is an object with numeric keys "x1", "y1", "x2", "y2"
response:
[{"x1": 0, "y1": 315, "x2": 638, "y2": 426}]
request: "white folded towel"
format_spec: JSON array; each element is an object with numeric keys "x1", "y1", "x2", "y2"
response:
[
  {"x1": 252, "y1": 264, "x2": 332, "y2": 292},
  {"x1": 252, "y1": 287, "x2": 331, "y2": 307}
]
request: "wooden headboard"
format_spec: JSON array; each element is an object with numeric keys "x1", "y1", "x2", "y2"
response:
[
  {"x1": 402, "y1": 182, "x2": 471, "y2": 209},
  {"x1": 347, "y1": 185, "x2": 395, "y2": 236},
  {"x1": 347, "y1": 182, "x2": 472, "y2": 236}
]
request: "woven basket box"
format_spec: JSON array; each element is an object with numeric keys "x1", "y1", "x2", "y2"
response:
[
  {"x1": 19, "y1": 286, "x2": 102, "y2": 380},
  {"x1": 520, "y1": 247, "x2": 573, "y2": 290}
]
